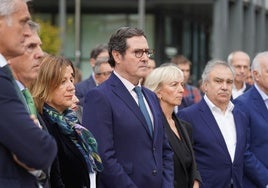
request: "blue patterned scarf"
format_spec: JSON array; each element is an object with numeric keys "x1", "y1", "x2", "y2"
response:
[{"x1": 43, "y1": 104, "x2": 103, "y2": 173}]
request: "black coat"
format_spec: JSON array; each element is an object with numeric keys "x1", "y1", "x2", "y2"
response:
[
  {"x1": 42, "y1": 113, "x2": 90, "y2": 188},
  {"x1": 164, "y1": 113, "x2": 201, "y2": 188}
]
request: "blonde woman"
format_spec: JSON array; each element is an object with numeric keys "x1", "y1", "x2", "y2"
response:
[
  {"x1": 31, "y1": 55, "x2": 102, "y2": 188},
  {"x1": 144, "y1": 63, "x2": 201, "y2": 188}
]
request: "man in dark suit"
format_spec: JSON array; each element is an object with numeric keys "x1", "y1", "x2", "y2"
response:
[
  {"x1": 82, "y1": 27, "x2": 173, "y2": 188},
  {"x1": 75, "y1": 44, "x2": 109, "y2": 106},
  {"x1": 227, "y1": 51, "x2": 251, "y2": 100},
  {"x1": 233, "y1": 51, "x2": 268, "y2": 187},
  {"x1": 9, "y1": 21, "x2": 53, "y2": 188},
  {"x1": 0, "y1": 0, "x2": 57, "y2": 187},
  {"x1": 178, "y1": 59, "x2": 247, "y2": 188}
]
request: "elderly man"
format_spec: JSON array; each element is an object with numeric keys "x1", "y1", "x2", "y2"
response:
[
  {"x1": 234, "y1": 51, "x2": 268, "y2": 187},
  {"x1": 0, "y1": 0, "x2": 57, "y2": 187},
  {"x1": 227, "y1": 51, "x2": 251, "y2": 99},
  {"x1": 178, "y1": 60, "x2": 248, "y2": 188}
]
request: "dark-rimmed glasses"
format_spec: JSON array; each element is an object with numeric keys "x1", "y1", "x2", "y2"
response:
[{"x1": 133, "y1": 49, "x2": 154, "y2": 58}]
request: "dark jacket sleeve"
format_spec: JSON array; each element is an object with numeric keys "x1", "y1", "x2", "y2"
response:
[{"x1": 0, "y1": 71, "x2": 57, "y2": 170}]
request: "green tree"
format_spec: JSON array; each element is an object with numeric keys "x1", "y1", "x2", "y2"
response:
[{"x1": 35, "y1": 18, "x2": 61, "y2": 55}]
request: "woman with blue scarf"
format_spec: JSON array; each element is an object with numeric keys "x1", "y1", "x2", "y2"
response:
[{"x1": 31, "y1": 55, "x2": 103, "y2": 188}]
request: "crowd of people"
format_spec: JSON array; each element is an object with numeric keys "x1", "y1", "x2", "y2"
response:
[{"x1": 1, "y1": 0, "x2": 268, "y2": 188}]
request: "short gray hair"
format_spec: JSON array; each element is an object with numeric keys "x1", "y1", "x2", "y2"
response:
[
  {"x1": 0, "y1": 0, "x2": 31, "y2": 16},
  {"x1": 144, "y1": 63, "x2": 183, "y2": 92},
  {"x1": 202, "y1": 59, "x2": 235, "y2": 84},
  {"x1": 93, "y1": 57, "x2": 109, "y2": 74},
  {"x1": 0, "y1": 0, "x2": 31, "y2": 25},
  {"x1": 28, "y1": 20, "x2": 40, "y2": 32},
  {"x1": 251, "y1": 51, "x2": 268, "y2": 76}
]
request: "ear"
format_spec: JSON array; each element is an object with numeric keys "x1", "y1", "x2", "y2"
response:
[
  {"x1": 156, "y1": 91, "x2": 162, "y2": 100},
  {"x1": 203, "y1": 81, "x2": 208, "y2": 92},
  {"x1": 112, "y1": 50, "x2": 121, "y2": 64},
  {"x1": 252, "y1": 70, "x2": 259, "y2": 81}
]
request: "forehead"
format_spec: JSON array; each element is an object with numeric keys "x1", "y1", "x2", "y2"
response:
[
  {"x1": 209, "y1": 65, "x2": 234, "y2": 79},
  {"x1": 178, "y1": 63, "x2": 190, "y2": 70},
  {"x1": 25, "y1": 33, "x2": 41, "y2": 45},
  {"x1": 232, "y1": 53, "x2": 250, "y2": 65},
  {"x1": 12, "y1": 0, "x2": 31, "y2": 20},
  {"x1": 126, "y1": 36, "x2": 148, "y2": 49}
]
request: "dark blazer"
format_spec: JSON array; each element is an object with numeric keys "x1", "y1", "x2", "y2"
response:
[
  {"x1": 0, "y1": 66, "x2": 57, "y2": 188},
  {"x1": 41, "y1": 113, "x2": 90, "y2": 188},
  {"x1": 178, "y1": 98, "x2": 247, "y2": 188},
  {"x1": 82, "y1": 73, "x2": 174, "y2": 188},
  {"x1": 234, "y1": 86, "x2": 268, "y2": 187},
  {"x1": 164, "y1": 113, "x2": 201, "y2": 188},
  {"x1": 75, "y1": 75, "x2": 97, "y2": 106}
]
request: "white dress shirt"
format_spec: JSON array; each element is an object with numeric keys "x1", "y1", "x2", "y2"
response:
[
  {"x1": 0, "y1": 53, "x2": 7, "y2": 67},
  {"x1": 204, "y1": 95, "x2": 237, "y2": 162},
  {"x1": 232, "y1": 82, "x2": 247, "y2": 99}
]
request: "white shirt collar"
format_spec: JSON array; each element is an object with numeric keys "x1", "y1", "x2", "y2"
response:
[
  {"x1": 0, "y1": 53, "x2": 8, "y2": 67},
  {"x1": 204, "y1": 94, "x2": 234, "y2": 114},
  {"x1": 113, "y1": 71, "x2": 140, "y2": 92},
  {"x1": 255, "y1": 83, "x2": 268, "y2": 101}
]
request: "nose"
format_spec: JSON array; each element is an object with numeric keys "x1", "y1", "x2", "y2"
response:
[
  {"x1": 35, "y1": 46, "x2": 44, "y2": 59},
  {"x1": 67, "y1": 81, "x2": 75, "y2": 91},
  {"x1": 221, "y1": 82, "x2": 228, "y2": 90}
]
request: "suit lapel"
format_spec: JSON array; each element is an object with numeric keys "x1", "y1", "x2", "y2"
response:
[
  {"x1": 109, "y1": 74, "x2": 153, "y2": 138},
  {"x1": 232, "y1": 107, "x2": 244, "y2": 163},
  {"x1": 251, "y1": 87, "x2": 268, "y2": 121},
  {"x1": 199, "y1": 99, "x2": 231, "y2": 159}
]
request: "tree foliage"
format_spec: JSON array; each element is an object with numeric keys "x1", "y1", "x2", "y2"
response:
[{"x1": 34, "y1": 18, "x2": 61, "y2": 55}]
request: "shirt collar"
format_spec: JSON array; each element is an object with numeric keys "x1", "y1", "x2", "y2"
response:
[
  {"x1": 255, "y1": 83, "x2": 268, "y2": 101},
  {"x1": 204, "y1": 94, "x2": 234, "y2": 113},
  {"x1": 233, "y1": 82, "x2": 246, "y2": 91},
  {"x1": 113, "y1": 71, "x2": 140, "y2": 92},
  {"x1": 0, "y1": 53, "x2": 8, "y2": 67}
]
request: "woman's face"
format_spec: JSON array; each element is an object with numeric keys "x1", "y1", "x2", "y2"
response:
[
  {"x1": 47, "y1": 65, "x2": 75, "y2": 113},
  {"x1": 157, "y1": 75, "x2": 184, "y2": 107}
]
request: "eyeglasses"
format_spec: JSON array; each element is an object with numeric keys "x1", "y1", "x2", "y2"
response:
[
  {"x1": 96, "y1": 71, "x2": 113, "y2": 76},
  {"x1": 133, "y1": 49, "x2": 154, "y2": 58}
]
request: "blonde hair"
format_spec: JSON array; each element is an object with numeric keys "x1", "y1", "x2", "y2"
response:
[
  {"x1": 30, "y1": 54, "x2": 75, "y2": 113},
  {"x1": 144, "y1": 63, "x2": 183, "y2": 92}
]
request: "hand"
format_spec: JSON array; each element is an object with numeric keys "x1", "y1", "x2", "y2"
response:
[
  {"x1": 30, "y1": 114, "x2": 42, "y2": 129},
  {"x1": 193, "y1": 180, "x2": 199, "y2": 188}
]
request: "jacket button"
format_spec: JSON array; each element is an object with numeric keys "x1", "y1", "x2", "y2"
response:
[{"x1": 152, "y1": 169, "x2": 157, "y2": 176}]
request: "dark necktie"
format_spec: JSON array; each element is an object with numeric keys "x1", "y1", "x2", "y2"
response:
[
  {"x1": 22, "y1": 88, "x2": 37, "y2": 117},
  {"x1": 134, "y1": 86, "x2": 153, "y2": 136}
]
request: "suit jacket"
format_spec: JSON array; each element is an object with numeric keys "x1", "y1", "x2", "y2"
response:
[
  {"x1": 82, "y1": 73, "x2": 174, "y2": 188},
  {"x1": 178, "y1": 98, "x2": 247, "y2": 188},
  {"x1": 233, "y1": 86, "x2": 268, "y2": 187},
  {"x1": 164, "y1": 113, "x2": 201, "y2": 188},
  {"x1": 0, "y1": 66, "x2": 57, "y2": 188},
  {"x1": 75, "y1": 75, "x2": 97, "y2": 106}
]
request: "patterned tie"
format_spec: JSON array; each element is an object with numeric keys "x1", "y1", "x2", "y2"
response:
[
  {"x1": 22, "y1": 88, "x2": 37, "y2": 117},
  {"x1": 134, "y1": 86, "x2": 153, "y2": 136}
]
